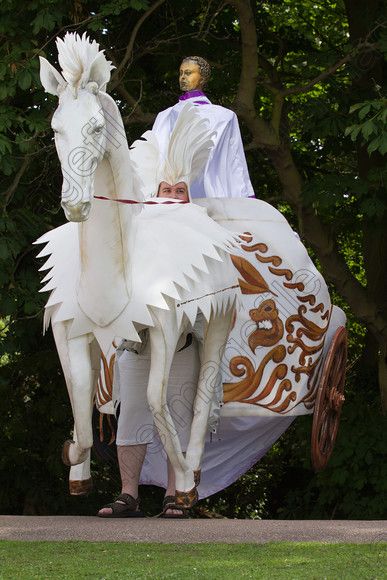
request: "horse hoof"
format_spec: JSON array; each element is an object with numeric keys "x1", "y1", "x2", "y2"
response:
[
  {"x1": 175, "y1": 486, "x2": 198, "y2": 509},
  {"x1": 61, "y1": 439, "x2": 75, "y2": 467},
  {"x1": 69, "y1": 478, "x2": 93, "y2": 496}
]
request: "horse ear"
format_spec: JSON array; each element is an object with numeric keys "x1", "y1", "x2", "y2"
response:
[
  {"x1": 88, "y1": 53, "x2": 111, "y2": 91},
  {"x1": 39, "y1": 56, "x2": 65, "y2": 96}
]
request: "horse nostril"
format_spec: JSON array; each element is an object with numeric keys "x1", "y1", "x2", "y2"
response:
[{"x1": 82, "y1": 202, "x2": 91, "y2": 213}]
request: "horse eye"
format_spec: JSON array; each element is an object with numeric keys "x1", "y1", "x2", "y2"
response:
[{"x1": 94, "y1": 125, "x2": 104, "y2": 134}]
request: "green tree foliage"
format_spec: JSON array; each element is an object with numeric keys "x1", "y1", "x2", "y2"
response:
[
  {"x1": 346, "y1": 98, "x2": 387, "y2": 156},
  {"x1": 0, "y1": 0, "x2": 386, "y2": 517}
]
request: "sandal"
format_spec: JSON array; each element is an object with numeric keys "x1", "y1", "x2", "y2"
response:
[
  {"x1": 97, "y1": 493, "x2": 144, "y2": 518},
  {"x1": 159, "y1": 495, "x2": 188, "y2": 519}
]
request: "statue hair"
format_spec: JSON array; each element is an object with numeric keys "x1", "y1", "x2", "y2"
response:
[{"x1": 181, "y1": 56, "x2": 211, "y2": 86}]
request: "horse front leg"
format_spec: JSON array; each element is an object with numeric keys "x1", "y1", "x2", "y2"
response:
[
  {"x1": 147, "y1": 322, "x2": 192, "y2": 495},
  {"x1": 182, "y1": 308, "x2": 234, "y2": 505},
  {"x1": 68, "y1": 339, "x2": 100, "y2": 494},
  {"x1": 52, "y1": 322, "x2": 97, "y2": 467},
  {"x1": 69, "y1": 448, "x2": 92, "y2": 495}
]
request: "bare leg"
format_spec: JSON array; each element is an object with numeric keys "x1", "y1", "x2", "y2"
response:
[
  {"x1": 98, "y1": 446, "x2": 181, "y2": 516},
  {"x1": 119, "y1": 444, "x2": 147, "y2": 497},
  {"x1": 97, "y1": 444, "x2": 146, "y2": 515}
]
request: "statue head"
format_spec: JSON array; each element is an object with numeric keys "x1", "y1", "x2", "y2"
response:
[{"x1": 179, "y1": 56, "x2": 211, "y2": 92}]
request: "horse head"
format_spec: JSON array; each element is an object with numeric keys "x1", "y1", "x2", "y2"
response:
[{"x1": 39, "y1": 33, "x2": 115, "y2": 222}]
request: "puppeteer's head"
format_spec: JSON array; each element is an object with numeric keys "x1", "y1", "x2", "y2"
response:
[
  {"x1": 157, "y1": 181, "x2": 189, "y2": 202},
  {"x1": 179, "y1": 56, "x2": 211, "y2": 92}
]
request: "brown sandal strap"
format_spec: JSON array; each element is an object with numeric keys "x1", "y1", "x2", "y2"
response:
[
  {"x1": 162, "y1": 495, "x2": 177, "y2": 510},
  {"x1": 115, "y1": 493, "x2": 140, "y2": 510},
  {"x1": 159, "y1": 495, "x2": 188, "y2": 518}
]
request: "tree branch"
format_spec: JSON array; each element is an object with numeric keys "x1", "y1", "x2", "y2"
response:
[
  {"x1": 31, "y1": 14, "x2": 100, "y2": 65},
  {"x1": 227, "y1": 0, "x2": 279, "y2": 149},
  {"x1": 271, "y1": 94, "x2": 285, "y2": 137},
  {"x1": 198, "y1": 0, "x2": 227, "y2": 39},
  {"x1": 115, "y1": 84, "x2": 155, "y2": 126},
  {"x1": 256, "y1": 53, "x2": 283, "y2": 91},
  {"x1": 1, "y1": 156, "x2": 30, "y2": 213},
  {"x1": 227, "y1": 0, "x2": 258, "y2": 106},
  {"x1": 109, "y1": 0, "x2": 166, "y2": 91},
  {"x1": 281, "y1": 52, "x2": 355, "y2": 96},
  {"x1": 281, "y1": 39, "x2": 378, "y2": 96}
]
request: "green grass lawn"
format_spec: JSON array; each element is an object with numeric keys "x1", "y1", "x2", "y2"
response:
[{"x1": 0, "y1": 541, "x2": 385, "y2": 579}]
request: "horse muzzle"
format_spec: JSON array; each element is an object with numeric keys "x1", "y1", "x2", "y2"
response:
[{"x1": 61, "y1": 200, "x2": 91, "y2": 222}]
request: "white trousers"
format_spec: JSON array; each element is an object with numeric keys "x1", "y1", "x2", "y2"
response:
[{"x1": 113, "y1": 338, "x2": 199, "y2": 450}]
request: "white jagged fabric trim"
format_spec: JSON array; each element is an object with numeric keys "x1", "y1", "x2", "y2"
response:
[{"x1": 35, "y1": 202, "x2": 241, "y2": 351}]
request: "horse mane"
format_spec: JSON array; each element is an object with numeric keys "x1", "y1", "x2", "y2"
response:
[{"x1": 56, "y1": 32, "x2": 114, "y2": 89}]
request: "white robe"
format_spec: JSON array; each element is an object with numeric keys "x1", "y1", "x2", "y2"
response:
[{"x1": 152, "y1": 95, "x2": 255, "y2": 199}]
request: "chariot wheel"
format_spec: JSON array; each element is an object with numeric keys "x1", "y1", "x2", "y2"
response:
[{"x1": 311, "y1": 326, "x2": 347, "y2": 472}]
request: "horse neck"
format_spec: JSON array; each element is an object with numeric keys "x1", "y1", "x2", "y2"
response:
[
  {"x1": 78, "y1": 92, "x2": 138, "y2": 302},
  {"x1": 97, "y1": 91, "x2": 139, "y2": 201}
]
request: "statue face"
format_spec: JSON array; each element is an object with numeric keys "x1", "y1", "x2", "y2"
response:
[
  {"x1": 157, "y1": 181, "x2": 189, "y2": 202},
  {"x1": 179, "y1": 61, "x2": 203, "y2": 92}
]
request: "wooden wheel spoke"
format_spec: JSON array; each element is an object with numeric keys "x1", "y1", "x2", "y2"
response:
[{"x1": 311, "y1": 326, "x2": 347, "y2": 472}]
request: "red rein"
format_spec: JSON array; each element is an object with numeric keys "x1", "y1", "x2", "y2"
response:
[{"x1": 94, "y1": 195, "x2": 189, "y2": 205}]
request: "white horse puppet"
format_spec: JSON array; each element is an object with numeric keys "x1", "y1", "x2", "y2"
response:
[{"x1": 37, "y1": 33, "x2": 240, "y2": 506}]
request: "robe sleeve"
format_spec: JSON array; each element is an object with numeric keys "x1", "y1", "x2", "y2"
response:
[{"x1": 191, "y1": 110, "x2": 255, "y2": 199}]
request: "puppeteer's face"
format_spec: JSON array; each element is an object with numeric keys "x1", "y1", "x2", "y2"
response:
[
  {"x1": 179, "y1": 61, "x2": 203, "y2": 92},
  {"x1": 157, "y1": 181, "x2": 189, "y2": 202}
]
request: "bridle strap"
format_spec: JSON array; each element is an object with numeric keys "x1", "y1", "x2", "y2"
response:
[{"x1": 94, "y1": 195, "x2": 189, "y2": 205}]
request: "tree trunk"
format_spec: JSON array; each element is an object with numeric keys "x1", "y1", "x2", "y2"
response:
[{"x1": 344, "y1": 0, "x2": 387, "y2": 410}]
